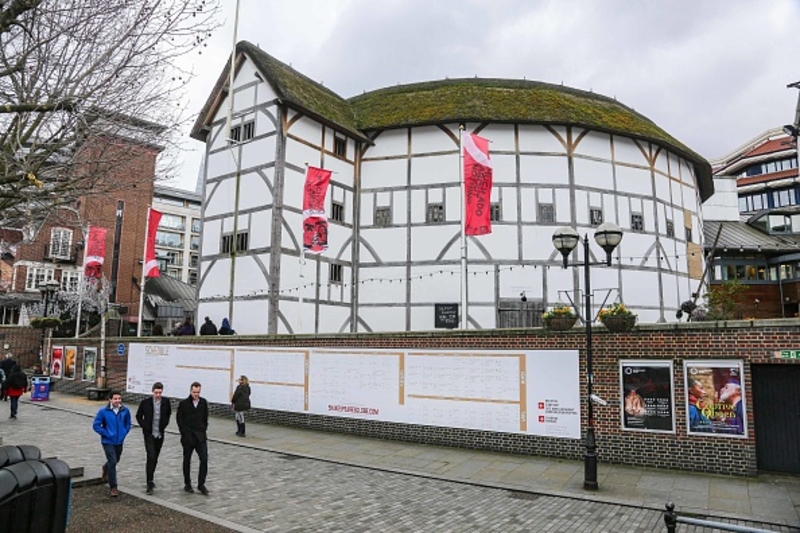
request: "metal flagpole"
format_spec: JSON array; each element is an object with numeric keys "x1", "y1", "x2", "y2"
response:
[
  {"x1": 298, "y1": 248, "x2": 305, "y2": 332},
  {"x1": 136, "y1": 207, "x2": 151, "y2": 337},
  {"x1": 460, "y1": 125, "x2": 468, "y2": 329},
  {"x1": 227, "y1": 0, "x2": 241, "y2": 324},
  {"x1": 74, "y1": 224, "x2": 89, "y2": 338}
]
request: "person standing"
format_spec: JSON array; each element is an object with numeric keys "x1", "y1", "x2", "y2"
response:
[
  {"x1": 175, "y1": 317, "x2": 196, "y2": 336},
  {"x1": 177, "y1": 382, "x2": 209, "y2": 495},
  {"x1": 199, "y1": 317, "x2": 218, "y2": 335},
  {"x1": 135, "y1": 382, "x2": 172, "y2": 494},
  {"x1": 231, "y1": 376, "x2": 251, "y2": 437},
  {"x1": 0, "y1": 353, "x2": 16, "y2": 401},
  {"x1": 6, "y1": 365, "x2": 28, "y2": 419},
  {"x1": 218, "y1": 317, "x2": 235, "y2": 335},
  {"x1": 92, "y1": 391, "x2": 132, "y2": 497}
]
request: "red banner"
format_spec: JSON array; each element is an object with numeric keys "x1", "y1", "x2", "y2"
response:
[
  {"x1": 83, "y1": 226, "x2": 108, "y2": 279},
  {"x1": 463, "y1": 132, "x2": 493, "y2": 236},
  {"x1": 302, "y1": 166, "x2": 332, "y2": 254},
  {"x1": 144, "y1": 208, "x2": 162, "y2": 277}
]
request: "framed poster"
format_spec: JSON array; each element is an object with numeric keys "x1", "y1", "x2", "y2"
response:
[
  {"x1": 51, "y1": 346, "x2": 63, "y2": 378},
  {"x1": 82, "y1": 347, "x2": 97, "y2": 382},
  {"x1": 619, "y1": 360, "x2": 675, "y2": 432},
  {"x1": 684, "y1": 360, "x2": 747, "y2": 437},
  {"x1": 63, "y1": 346, "x2": 77, "y2": 380}
]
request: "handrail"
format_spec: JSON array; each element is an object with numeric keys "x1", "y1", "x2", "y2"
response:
[{"x1": 664, "y1": 503, "x2": 777, "y2": 533}]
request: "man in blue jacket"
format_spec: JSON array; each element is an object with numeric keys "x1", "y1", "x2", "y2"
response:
[{"x1": 93, "y1": 390, "x2": 132, "y2": 497}]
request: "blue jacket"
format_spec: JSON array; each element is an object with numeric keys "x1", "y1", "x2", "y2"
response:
[{"x1": 93, "y1": 404, "x2": 132, "y2": 445}]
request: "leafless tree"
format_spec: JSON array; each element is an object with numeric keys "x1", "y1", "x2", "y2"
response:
[{"x1": 0, "y1": 0, "x2": 221, "y2": 226}]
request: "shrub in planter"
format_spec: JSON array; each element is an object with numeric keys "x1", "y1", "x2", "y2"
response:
[
  {"x1": 598, "y1": 302, "x2": 637, "y2": 332},
  {"x1": 542, "y1": 304, "x2": 578, "y2": 331}
]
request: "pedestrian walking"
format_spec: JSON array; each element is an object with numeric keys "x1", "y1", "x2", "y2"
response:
[
  {"x1": 218, "y1": 317, "x2": 235, "y2": 335},
  {"x1": 199, "y1": 317, "x2": 218, "y2": 335},
  {"x1": 6, "y1": 365, "x2": 28, "y2": 419},
  {"x1": 231, "y1": 375, "x2": 251, "y2": 437},
  {"x1": 0, "y1": 353, "x2": 16, "y2": 401},
  {"x1": 135, "y1": 382, "x2": 172, "y2": 494},
  {"x1": 92, "y1": 391, "x2": 132, "y2": 498},
  {"x1": 177, "y1": 381, "x2": 209, "y2": 495}
]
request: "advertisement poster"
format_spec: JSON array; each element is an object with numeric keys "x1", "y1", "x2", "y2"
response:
[
  {"x1": 63, "y1": 346, "x2": 77, "y2": 380},
  {"x1": 82, "y1": 347, "x2": 97, "y2": 382},
  {"x1": 685, "y1": 360, "x2": 747, "y2": 437},
  {"x1": 620, "y1": 360, "x2": 674, "y2": 432},
  {"x1": 51, "y1": 346, "x2": 64, "y2": 378}
]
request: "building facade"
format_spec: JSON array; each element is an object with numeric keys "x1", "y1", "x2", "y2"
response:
[
  {"x1": 153, "y1": 185, "x2": 202, "y2": 286},
  {"x1": 191, "y1": 41, "x2": 713, "y2": 335}
]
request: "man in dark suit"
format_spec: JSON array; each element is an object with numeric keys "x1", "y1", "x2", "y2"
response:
[
  {"x1": 176, "y1": 381, "x2": 209, "y2": 495},
  {"x1": 135, "y1": 382, "x2": 172, "y2": 494}
]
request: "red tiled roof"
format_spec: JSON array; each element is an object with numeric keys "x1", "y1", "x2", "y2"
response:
[
  {"x1": 742, "y1": 137, "x2": 794, "y2": 158},
  {"x1": 737, "y1": 167, "x2": 799, "y2": 186}
]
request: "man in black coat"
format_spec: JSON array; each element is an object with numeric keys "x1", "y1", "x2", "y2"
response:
[
  {"x1": 199, "y1": 317, "x2": 217, "y2": 336},
  {"x1": 135, "y1": 382, "x2": 172, "y2": 494},
  {"x1": 0, "y1": 353, "x2": 15, "y2": 401},
  {"x1": 176, "y1": 381, "x2": 209, "y2": 495}
]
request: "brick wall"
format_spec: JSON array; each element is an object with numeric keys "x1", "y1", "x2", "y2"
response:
[{"x1": 45, "y1": 319, "x2": 800, "y2": 476}]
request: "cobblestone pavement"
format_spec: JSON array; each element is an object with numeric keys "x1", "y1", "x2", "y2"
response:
[{"x1": 2, "y1": 401, "x2": 796, "y2": 532}]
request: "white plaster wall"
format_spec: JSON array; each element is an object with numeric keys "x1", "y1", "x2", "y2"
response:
[
  {"x1": 703, "y1": 177, "x2": 740, "y2": 222},
  {"x1": 358, "y1": 266, "x2": 406, "y2": 304},
  {"x1": 493, "y1": 154, "x2": 516, "y2": 184},
  {"x1": 248, "y1": 209, "x2": 273, "y2": 250},
  {"x1": 616, "y1": 164, "x2": 653, "y2": 197},
  {"x1": 520, "y1": 155, "x2": 569, "y2": 185},
  {"x1": 201, "y1": 219, "x2": 222, "y2": 256},
  {"x1": 412, "y1": 153, "x2": 456, "y2": 186},
  {"x1": 238, "y1": 171, "x2": 274, "y2": 212},
  {"x1": 412, "y1": 125, "x2": 457, "y2": 153},
  {"x1": 654, "y1": 147, "x2": 670, "y2": 175},
  {"x1": 613, "y1": 137, "x2": 648, "y2": 166},
  {"x1": 233, "y1": 255, "x2": 268, "y2": 298},
  {"x1": 199, "y1": 258, "x2": 231, "y2": 299},
  {"x1": 574, "y1": 131, "x2": 612, "y2": 159},
  {"x1": 360, "y1": 227, "x2": 406, "y2": 263},
  {"x1": 363, "y1": 129, "x2": 408, "y2": 159},
  {"x1": 518, "y1": 125, "x2": 567, "y2": 153},
  {"x1": 241, "y1": 136, "x2": 276, "y2": 170},
  {"x1": 357, "y1": 306, "x2": 405, "y2": 333},
  {"x1": 231, "y1": 299, "x2": 269, "y2": 335},
  {"x1": 574, "y1": 158, "x2": 614, "y2": 191},
  {"x1": 317, "y1": 305, "x2": 351, "y2": 334},
  {"x1": 361, "y1": 158, "x2": 407, "y2": 190}
]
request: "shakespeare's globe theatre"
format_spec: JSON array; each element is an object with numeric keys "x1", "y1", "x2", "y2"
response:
[{"x1": 192, "y1": 41, "x2": 712, "y2": 335}]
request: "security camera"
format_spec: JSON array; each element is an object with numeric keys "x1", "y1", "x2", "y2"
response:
[{"x1": 590, "y1": 394, "x2": 608, "y2": 406}]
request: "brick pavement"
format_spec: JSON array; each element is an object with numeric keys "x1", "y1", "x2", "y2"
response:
[{"x1": 1, "y1": 394, "x2": 797, "y2": 532}]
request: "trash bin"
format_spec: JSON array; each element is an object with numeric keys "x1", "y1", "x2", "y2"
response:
[{"x1": 30, "y1": 377, "x2": 50, "y2": 402}]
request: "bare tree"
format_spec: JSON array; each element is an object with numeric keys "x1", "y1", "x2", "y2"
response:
[{"x1": 0, "y1": 0, "x2": 220, "y2": 225}]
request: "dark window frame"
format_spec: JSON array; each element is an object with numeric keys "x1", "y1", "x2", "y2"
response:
[
  {"x1": 538, "y1": 203, "x2": 555, "y2": 223},
  {"x1": 333, "y1": 135, "x2": 347, "y2": 158},
  {"x1": 329, "y1": 263, "x2": 343, "y2": 284},
  {"x1": 631, "y1": 213, "x2": 644, "y2": 232},
  {"x1": 426, "y1": 203, "x2": 445, "y2": 223},
  {"x1": 375, "y1": 206, "x2": 392, "y2": 227},
  {"x1": 490, "y1": 202, "x2": 502, "y2": 222},
  {"x1": 331, "y1": 201, "x2": 344, "y2": 223},
  {"x1": 590, "y1": 208, "x2": 603, "y2": 227},
  {"x1": 242, "y1": 120, "x2": 255, "y2": 141}
]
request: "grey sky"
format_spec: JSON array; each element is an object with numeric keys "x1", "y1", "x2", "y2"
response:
[{"x1": 171, "y1": 0, "x2": 800, "y2": 191}]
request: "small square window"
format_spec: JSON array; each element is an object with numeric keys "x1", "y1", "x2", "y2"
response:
[
  {"x1": 426, "y1": 203, "x2": 445, "y2": 223},
  {"x1": 329, "y1": 263, "x2": 343, "y2": 284},
  {"x1": 538, "y1": 203, "x2": 555, "y2": 223},
  {"x1": 375, "y1": 206, "x2": 392, "y2": 227},
  {"x1": 490, "y1": 203, "x2": 502, "y2": 222},
  {"x1": 242, "y1": 121, "x2": 255, "y2": 141},
  {"x1": 590, "y1": 208, "x2": 603, "y2": 227},
  {"x1": 331, "y1": 201, "x2": 344, "y2": 222},
  {"x1": 221, "y1": 234, "x2": 233, "y2": 254},
  {"x1": 631, "y1": 213, "x2": 644, "y2": 232},
  {"x1": 334, "y1": 135, "x2": 347, "y2": 157},
  {"x1": 666, "y1": 220, "x2": 675, "y2": 238},
  {"x1": 236, "y1": 231, "x2": 249, "y2": 252},
  {"x1": 229, "y1": 125, "x2": 241, "y2": 143},
  {"x1": 685, "y1": 227, "x2": 693, "y2": 243}
]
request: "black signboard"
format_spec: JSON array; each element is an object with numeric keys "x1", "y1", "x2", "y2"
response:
[{"x1": 434, "y1": 303, "x2": 459, "y2": 329}]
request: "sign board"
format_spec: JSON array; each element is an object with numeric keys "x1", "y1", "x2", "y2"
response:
[
  {"x1": 434, "y1": 303, "x2": 459, "y2": 329},
  {"x1": 619, "y1": 360, "x2": 674, "y2": 433},
  {"x1": 117, "y1": 343, "x2": 126, "y2": 356},
  {"x1": 774, "y1": 350, "x2": 800, "y2": 359},
  {"x1": 127, "y1": 344, "x2": 582, "y2": 439}
]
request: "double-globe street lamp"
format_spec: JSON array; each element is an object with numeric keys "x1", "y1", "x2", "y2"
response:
[{"x1": 552, "y1": 222, "x2": 623, "y2": 490}]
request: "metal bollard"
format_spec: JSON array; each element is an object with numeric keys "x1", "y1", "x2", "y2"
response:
[{"x1": 664, "y1": 502, "x2": 677, "y2": 533}]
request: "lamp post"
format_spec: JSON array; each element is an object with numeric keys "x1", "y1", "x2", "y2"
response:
[
  {"x1": 552, "y1": 222, "x2": 623, "y2": 490},
  {"x1": 38, "y1": 279, "x2": 61, "y2": 374}
]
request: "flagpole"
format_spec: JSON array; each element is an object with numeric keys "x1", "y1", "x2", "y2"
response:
[
  {"x1": 460, "y1": 125, "x2": 468, "y2": 330},
  {"x1": 74, "y1": 224, "x2": 89, "y2": 338},
  {"x1": 137, "y1": 207, "x2": 152, "y2": 337},
  {"x1": 298, "y1": 248, "x2": 305, "y2": 333}
]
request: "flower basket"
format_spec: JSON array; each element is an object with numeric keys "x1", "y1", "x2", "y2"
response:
[
  {"x1": 600, "y1": 315, "x2": 636, "y2": 333},
  {"x1": 546, "y1": 315, "x2": 578, "y2": 331},
  {"x1": 30, "y1": 316, "x2": 62, "y2": 329}
]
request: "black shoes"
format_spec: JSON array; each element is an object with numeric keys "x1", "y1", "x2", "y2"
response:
[
  {"x1": 198, "y1": 485, "x2": 209, "y2": 496},
  {"x1": 184, "y1": 485, "x2": 194, "y2": 493},
  {"x1": 146, "y1": 482, "x2": 154, "y2": 495}
]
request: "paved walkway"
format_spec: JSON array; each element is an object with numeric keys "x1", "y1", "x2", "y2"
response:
[{"x1": 2, "y1": 392, "x2": 799, "y2": 532}]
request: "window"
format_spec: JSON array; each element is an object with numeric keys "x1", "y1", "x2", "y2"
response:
[
  {"x1": 221, "y1": 234, "x2": 233, "y2": 254},
  {"x1": 538, "y1": 203, "x2": 555, "y2": 223},
  {"x1": 167, "y1": 268, "x2": 181, "y2": 280},
  {"x1": 164, "y1": 251, "x2": 183, "y2": 266},
  {"x1": 190, "y1": 254, "x2": 199, "y2": 268},
  {"x1": 242, "y1": 120, "x2": 255, "y2": 141},
  {"x1": 334, "y1": 135, "x2": 347, "y2": 157},
  {"x1": 426, "y1": 203, "x2": 445, "y2": 223},
  {"x1": 666, "y1": 220, "x2": 675, "y2": 238},
  {"x1": 49, "y1": 228, "x2": 73, "y2": 259},
  {"x1": 685, "y1": 227, "x2": 693, "y2": 243},
  {"x1": 329, "y1": 263, "x2": 343, "y2": 284},
  {"x1": 155, "y1": 231, "x2": 183, "y2": 248},
  {"x1": 61, "y1": 271, "x2": 82, "y2": 292},
  {"x1": 631, "y1": 213, "x2": 644, "y2": 232},
  {"x1": 590, "y1": 208, "x2": 603, "y2": 227},
  {"x1": 189, "y1": 270, "x2": 198, "y2": 285},
  {"x1": 190, "y1": 236, "x2": 200, "y2": 250},
  {"x1": 375, "y1": 206, "x2": 392, "y2": 227},
  {"x1": 773, "y1": 189, "x2": 796, "y2": 208},
  {"x1": 222, "y1": 231, "x2": 249, "y2": 254},
  {"x1": 229, "y1": 125, "x2": 241, "y2": 143},
  {"x1": 25, "y1": 267, "x2": 55, "y2": 291},
  {"x1": 331, "y1": 201, "x2": 344, "y2": 222},
  {"x1": 159, "y1": 214, "x2": 185, "y2": 231},
  {"x1": 191, "y1": 218, "x2": 201, "y2": 233},
  {"x1": 490, "y1": 203, "x2": 502, "y2": 222}
]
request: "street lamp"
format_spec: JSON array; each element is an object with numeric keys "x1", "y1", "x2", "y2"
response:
[{"x1": 552, "y1": 222, "x2": 623, "y2": 490}]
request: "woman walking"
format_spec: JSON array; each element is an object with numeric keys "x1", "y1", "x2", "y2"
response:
[
  {"x1": 231, "y1": 375, "x2": 251, "y2": 437},
  {"x1": 7, "y1": 365, "x2": 28, "y2": 419}
]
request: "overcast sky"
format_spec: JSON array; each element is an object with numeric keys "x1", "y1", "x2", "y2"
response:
[{"x1": 169, "y1": 0, "x2": 800, "y2": 191}]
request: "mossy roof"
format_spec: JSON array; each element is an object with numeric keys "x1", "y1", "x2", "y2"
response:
[{"x1": 192, "y1": 43, "x2": 712, "y2": 200}]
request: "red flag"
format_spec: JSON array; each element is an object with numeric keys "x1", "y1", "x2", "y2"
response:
[
  {"x1": 145, "y1": 208, "x2": 162, "y2": 277},
  {"x1": 463, "y1": 132, "x2": 493, "y2": 236},
  {"x1": 302, "y1": 166, "x2": 332, "y2": 254},
  {"x1": 83, "y1": 226, "x2": 108, "y2": 279}
]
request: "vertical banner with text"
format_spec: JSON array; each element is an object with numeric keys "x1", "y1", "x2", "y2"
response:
[
  {"x1": 302, "y1": 166, "x2": 332, "y2": 254},
  {"x1": 462, "y1": 132, "x2": 493, "y2": 236}
]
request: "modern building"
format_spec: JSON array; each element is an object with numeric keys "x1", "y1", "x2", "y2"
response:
[
  {"x1": 153, "y1": 185, "x2": 202, "y2": 286},
  {"x1": 190, "y1": 41, "x2": 713, "y2": 335}
]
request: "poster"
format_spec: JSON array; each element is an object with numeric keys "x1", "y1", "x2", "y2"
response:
[
  {"x1": 685, "y1": 360, "x2": 747, "y2": 437},
  {"x1": 83, "y1": 347, "x2": 97, "y2": 382},
  {"x1": 51, "y1": 346, "x2": 63, "y2": 378},
  {"x1": 63, "y1": 346, "x2": 77, "y2": 380},
  {"x1": 620, "y1": 360, "x2": 674, "y2": 432}
]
